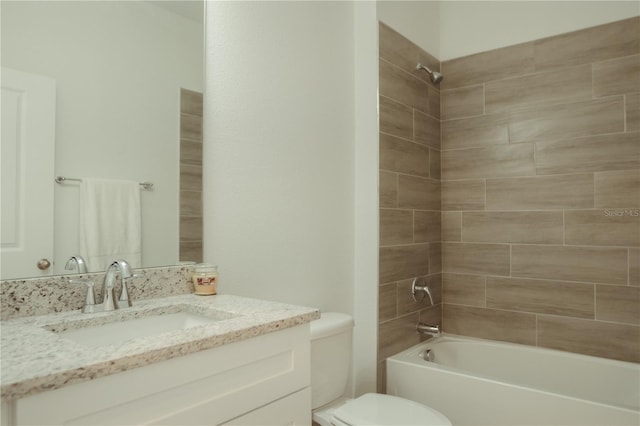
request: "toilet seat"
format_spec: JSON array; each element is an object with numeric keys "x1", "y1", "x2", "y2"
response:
[{"x1": 331, "y1": 393, "x2": 451, "y2": 426}]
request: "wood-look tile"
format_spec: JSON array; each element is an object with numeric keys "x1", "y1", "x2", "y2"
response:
[
  {"x1": 486, "y1": 277, "x2": 594, "y2": 319},
  {"x1": 485, "y1": 64, "x2": 592, "y2": 114},
  {"x1": 180, "y1": 88, "x2": 203, "y2": 116},
  {"x1": 180, "y1": 164, "x2": 203, "y2": 192},
  {"x1": 429, "y1": 149, "x2": 441, "y2": 180},
  {"x1": 627, "y1": 93, "x2": 640, "y2": 132},
  {"x1": 179, "y1": 216, "x2": 203, "y2": 241},
  {"x1": 379, "y1": 244, "x2": 429, "y2": 284},
  {"x1": 397, "y1": 275, "x2": 442, "y2": 315},
  {"x1": 380, "y1": 58, "x2": 430, "y2": 114},
  {"x1": 486, "y1": 173, "x2": 594, "y2": 210},
  {"x1": 429, "y1": 242, "x2": 442, "y2": 274},
  {"x1": 428, "y1": 86, "x2": 440, "y2": 119},
  {"x1": 509, "y1": 97, "x2": 624, "y2": 143},
  {"x1": 380, "y1": 133, "x2": 430, "y2": 177},
  {"x1": 595, "y1": 170, "x2": 640, "y2": 208},
  {"x1": 414, "y1": 211, "x2": 440, "y2": 243},
  {"x1": 442, "y1": 113, "x2": 509, "y2": 151},
  {"x1": 441, "y1": 42, "x2": 535, "y2": 90},
  {"x1": 441, "y1": 85, "x2": 484, "y2": 120},
  {"x1": 536, "y1": 132, "x2": 640, "y2": 175},
  {"x1": 443, "y1": 304, "x2": 536, "y2": 345},
  {"x1": 593, "y1": 54, "x2": 640, "y2": 98},
  {"x1": 180, "y1": 190, "x2": 202, "y2": 217},
  {"x1": 462, "y1": 211, "x2": 563, "y2": 244},
  {"x1": 180, "y1": 113, "x2": 202, "y2": 141},
  {"x1": 380, "y1": 171, "x2": 398, "y2": 208},
  {"x1": 442, "y1": 273, "x2": 485, "y2": 307},
  {"x1": 596, "y1": 285, "x2": 640, "y2": 325},
  {"x1": 180, "y1": 139, "x2": 202, "y2": 166},
  {"x1": 377, "y1": 361, "x2": 386, "y2": 394},
  {"x1": 379, "y1": 283, "x2": 397, "y2": 322},
  {"x1": 442, "y1": 212, "x2": 462, "y2": 242},
  {"x1": 179, "y1": 241, "x2": 202, "y2": 263},
  {"x1": 380, "y1": 209, "x2": 413, "y2": 246},
  {"x1": 398, "y1": 175, "x2": 440, "y2": 211},
  {"x1": 534, "y1": 17, "x2": 640, "y2": 72},
  {"x1": 537, "y1": 315, "x2": 640, "y2": 363},
  {"x1": 512, "y1": 245, "x2": 628, "y2": 285},
  {"x1": 379, "y1": 22, "x2": 427, "y2": 78},
  {"x1": 414, "y1": 109, "x2": 440, "y2": 149},
  {"x1": 442, "y1": 242, "x2": 510, "y2": 276},
  {"x1": 442, "y1": 180, "x2": 485, "y2": 211},
  {"x1": 378, "y1": 312, "x2": 421, "y2": 361},
  {"x1": 441, "y1": 144, "x2": 535, "y2": 180},
  {"x1": 630, "y1": 248, "x2": 640, "y2": 285},
  {"x1": 565, "y1": 210, "x2": 640, "y2": 247},
  {"x1": 380, "y1": 96, "x2": 413, "y2": 140}
]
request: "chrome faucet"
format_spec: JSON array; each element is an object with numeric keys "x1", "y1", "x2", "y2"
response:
[
  {"x1": 101, "y1": 259, "x2": 134, "y2": 311},
  {"x1": 65, "y1": 255, "x2": 88, "y2": 274},
  {"x1": 417, "y1": 323, "x2": 441, "y2": 338}
]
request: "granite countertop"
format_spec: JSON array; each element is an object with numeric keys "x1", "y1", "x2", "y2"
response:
[{"x1": 1, "y1": 294, "x2": 319, "y2": 401}]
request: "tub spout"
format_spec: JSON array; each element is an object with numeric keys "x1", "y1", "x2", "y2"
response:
[{"x1": 417, "y1": 323, "x2": 440, "y2": 338}]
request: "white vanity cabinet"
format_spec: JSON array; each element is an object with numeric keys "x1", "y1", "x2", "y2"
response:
[{"x1": 4, "y1": 324, "x2": 310, "y2": 426}]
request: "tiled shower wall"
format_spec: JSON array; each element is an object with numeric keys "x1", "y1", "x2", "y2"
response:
[
  {"x1": 377, "y1": 22, "x2": 442, "y2": 391},
  {"x1": 440, "y1": 17, "x2": 640, "y2": 363},
  {"x1": 179, "y1": 89, "x2": 204, "y2": 263}
]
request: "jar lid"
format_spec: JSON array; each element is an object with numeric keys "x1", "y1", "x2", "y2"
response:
[{"x1": 194, "y1": 263, "x2": 217, "y2": 272}]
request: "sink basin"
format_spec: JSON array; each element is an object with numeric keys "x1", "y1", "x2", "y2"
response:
[{"x1": 45, "y1": 308, "x2": 233, "y2": 347}]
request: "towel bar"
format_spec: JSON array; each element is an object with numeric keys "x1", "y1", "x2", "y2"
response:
[{"x1": 54, "y1": 176, "x2": 153, "y2": 190}]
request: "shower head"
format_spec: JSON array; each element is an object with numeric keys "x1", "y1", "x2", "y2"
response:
[{"x1": 416, "y1": 63, "x2": 443, "y2": 84}]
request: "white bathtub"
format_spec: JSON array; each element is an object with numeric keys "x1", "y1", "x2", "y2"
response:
[{"x1": 386, "y1": 334, "x2": 640, "y2": 426}]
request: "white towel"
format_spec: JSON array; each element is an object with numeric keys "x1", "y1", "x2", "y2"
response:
[{"x1": 79, "y1": 178, "x2": 142, "y2": 272}]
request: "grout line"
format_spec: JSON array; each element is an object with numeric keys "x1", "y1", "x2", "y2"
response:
[
  {"x1": 483, "y1": 178, "x2": 487, "y2": 210},
  {"x1": 483, "y1": 276, "x2": 487, "y2": 308},
  {"x1": 482, "y1": 83, "x2": 486, "y2": 117},
  {"x1": 592, "y1": 173, "x2": 596, "y2": 209},
  {"x1": 412, "y1": 210, "x2": 416, "y2": 244},
  {"x1": 412, "y1": 109, "x2": 416, "y2": 141},
  {"x1": 623, "y1": 94, "x2": 627, "y2": 133},
  {"x1": 628, "y1": 248, "x2": 631, "y2": 285},
  {"x1": 509, "y1": 244, "x2": 512, "y2": 277},
  {"x1": 562, "y1": 210, "x2": 566, "y2": 246},
  {"x1": 593, "y1": 284, "x2": 597, "y2": 320},
  {"x1": 590, "y1": 63, "x2": 595, "y2": 100}
]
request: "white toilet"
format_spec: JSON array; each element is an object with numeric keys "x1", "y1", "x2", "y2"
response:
[{"x1": 311, "y1": 312, "x2": 452, "y2": 426}]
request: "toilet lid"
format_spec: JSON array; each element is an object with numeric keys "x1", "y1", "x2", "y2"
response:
[{"x1": 332, "y1": 393, "x2": 451, "y2": 426}]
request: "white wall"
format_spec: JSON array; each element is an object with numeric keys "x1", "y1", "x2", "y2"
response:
[
  {"x1": 1, "y1": 1, "x2": 203, "y2": 273},
  {"x1": 440, "y1": 0, "x2": 640, "y2": 60},
  {"x1": 204, "y1": 1, "x2": 355, "y2": 315},
  {"x1": 353, "y1": 0, "x2": 381, "y2": 397},
  {"x1": 377, "y1": 0, "x2": 441, "y2": 58}
]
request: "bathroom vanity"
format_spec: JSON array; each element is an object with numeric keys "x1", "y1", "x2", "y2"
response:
[{"x1": 0, "y1": 294, "x2": 319, "y2": 425}]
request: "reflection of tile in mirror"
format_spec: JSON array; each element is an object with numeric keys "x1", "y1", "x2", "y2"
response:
[{"x1": 179, "y1": 88, "x2": 203, "y2": 264}]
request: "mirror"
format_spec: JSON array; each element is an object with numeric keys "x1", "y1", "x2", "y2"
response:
[{"x1": 1, "y1": 1, "x2": 204, "y2": 279}]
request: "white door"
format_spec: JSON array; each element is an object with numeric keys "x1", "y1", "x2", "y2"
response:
[{"x1": 1, "y1": 67, "x2": 56, "y2": 279}]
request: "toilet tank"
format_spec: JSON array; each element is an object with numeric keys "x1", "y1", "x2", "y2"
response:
[{"x1": 310, "y1": 312, "x2": 354, "y2": 409}]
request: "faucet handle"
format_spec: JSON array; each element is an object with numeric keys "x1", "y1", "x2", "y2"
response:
[
  {"x1": 70, "y1": 279, "x2": 97, "y2": 313},
  {"x1": 118, "y1": 273, "x2": 141, "y2": 308},
  {"x1": 411, "y1": 277, "x2": 434, "y2": 305}
]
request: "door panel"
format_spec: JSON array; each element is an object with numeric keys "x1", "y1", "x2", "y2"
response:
[{"x1": 1, "y1": 67, "x2": 56, "y2": 279}]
